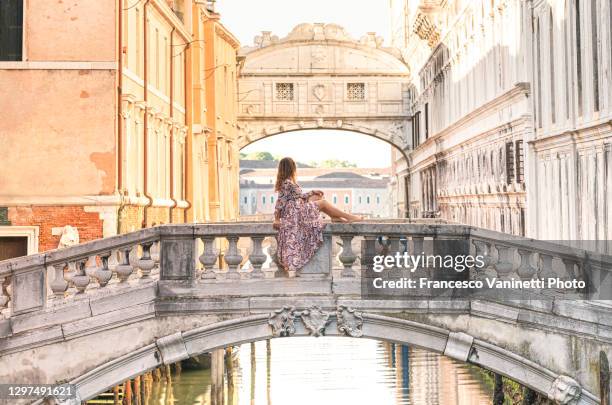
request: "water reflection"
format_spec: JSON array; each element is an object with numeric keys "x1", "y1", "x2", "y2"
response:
[{"x1": 151, "y1": 338, "x2": 492, "y2": 405}]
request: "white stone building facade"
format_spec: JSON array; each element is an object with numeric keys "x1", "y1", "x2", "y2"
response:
[{"x1": 389, "y1": 0, "x2": 612, "y2": 240}]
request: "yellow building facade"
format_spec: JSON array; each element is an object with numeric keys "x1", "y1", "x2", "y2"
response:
[{"x1": 0, "y1": 0, "x2": 240, "y2": 256}]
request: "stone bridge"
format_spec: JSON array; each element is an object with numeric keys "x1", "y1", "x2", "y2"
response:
[
  {"x1": 0, "y1": 222, "x2": 610, "y2": 404},
  {"x1": 236, "y1": 23, "x2": 412, "y2": 152}
]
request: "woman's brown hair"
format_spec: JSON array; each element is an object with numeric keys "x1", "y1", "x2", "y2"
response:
[{"x1": 275, "y1": 157, "x2": 297, "y2": 191}]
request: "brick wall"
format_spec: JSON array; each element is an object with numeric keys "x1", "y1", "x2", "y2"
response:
[{"x1": 7, "y1": 206, "x2": 104, "y2": 252}]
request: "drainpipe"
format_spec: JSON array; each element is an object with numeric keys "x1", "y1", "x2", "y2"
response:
[
  {"x1": 168, "y1": 27, "x2": 178, "y2": 223},
  {"x1": 117, "y1": 0, "x2": 123, "y2": 193},
  {"x1": 142, "y1": 0, "x2": 153, "y2": 228},
  {"x1": 183, "y1": 40, "x2": 193, "y2": 224},
  {"x1": 116, "y1": 0, "x2": 125, "y2": 233}
]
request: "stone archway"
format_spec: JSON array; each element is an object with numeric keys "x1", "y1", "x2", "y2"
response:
[
  {"x1": 237, "y1": 119, "x2": 409, "y2": 157},
  {"x1": 37, "y1": 311, "x2": 597, "y2": 405},
  {"x1": 237, "y1": 23, "x2": 413, "y2": 153}
]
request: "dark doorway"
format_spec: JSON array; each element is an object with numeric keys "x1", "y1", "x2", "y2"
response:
[{"x1": 0, "y1": 236, "x2": 28, "y2": 261}]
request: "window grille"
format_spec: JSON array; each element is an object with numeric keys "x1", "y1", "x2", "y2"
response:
[
  {"x1": 275, "y1": 83, "x2": 294, "y2": 101},
  {"x1": 347, "y1": 83, "x2": 365, "y2": 100}
]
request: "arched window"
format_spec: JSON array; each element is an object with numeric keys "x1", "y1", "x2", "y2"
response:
[
  {"x1": 262, "y1": 196, "x2": 266, "y2": 205},
  {"x1": 344, "y1": 195, "x2": 349, "y2": 204}
]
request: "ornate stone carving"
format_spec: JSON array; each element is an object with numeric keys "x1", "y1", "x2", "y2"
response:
[
  {"x1": 58, "y1": 225, "x2": 79, "y2": 249},
  {"x1": 300, "y1": 306, "x2": 330, "y2": 337},
  {"x1": 312, "y1": 84, "x2": 325, "y2": 101},
  {"x1": 548, "y1": 375, "x2": 581, "y2": 405},
  {"x1": 253, "y1": 31, "x2": 279, "y2": 48},
  {"x1": 268, "y1": 306, "x2": 296, "y2": 337},
  {"x1": 315, "y1": 105, "x2": 325, "y2": 115},
  {"x1": 336, "y1": 305, "x2": 364, "y2": 337}
]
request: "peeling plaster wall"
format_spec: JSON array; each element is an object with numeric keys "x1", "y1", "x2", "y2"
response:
[{"x1": 0, "y1": 69, "x2": 117, "y2": 197}]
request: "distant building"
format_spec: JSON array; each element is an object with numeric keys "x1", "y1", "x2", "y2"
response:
[{"x1": 239, "y1": 160, "x2": 391, "y2": 218}]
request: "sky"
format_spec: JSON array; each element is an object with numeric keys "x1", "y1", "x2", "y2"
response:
[
  {"x1": 217, "y1": 0, "x2": 393, "y2": 168},
  {"x1": 216, "y1": 0, "x2": 391, "y2": 47},
  {"x1": 241, "y1": 130, "x2": 392, "y2": 168}
]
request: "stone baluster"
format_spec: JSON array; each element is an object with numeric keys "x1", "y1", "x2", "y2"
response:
[
  {"x1": 151, "y1": 241, "x2": 161, "y2": 264},
  {"x1": 338, "y1": 234, "x2": 358, "y2": 278},
  {"x1": 472, "y1": 240, "x2": 492, "y2": 280},
  {"x1": 95, "y1": 252, "x2": 113, "y2": 287},
  {"x1": 49, "y1": 263, "x2": 69, "y2": 297},
  {"x1": 560, "y1": 258, "x2": 578, "y2": 280},
  {"x1": 115, "y1": 247, "x2": 134, "y2": 282},
  {"x1": 517, "y1": 249, "x2": 536, "y2": 280},
  {"x1": 138, "y1": 242, "x2": 155, "y2": 279},
  {"x1": 224, "y1": 236, "x2": 243, "y2": 280},
  {"x1": 199, "y1": 237, "x2": 218, "y2": 280},
  {"x1": 71, "y1": 258, "x2": 90, "y2": 294},
  {"x1": 269, "y1": 236, "x2": 283, "y2": 278},
  {"x1": 388, "y1": 236, "x2": 402, "y2": 277},
  {"x1": 0, "y1": 274, "x2": 10, "y2": 319},
  {"x1": 494, "y1": 244, "x2": 515, "y2": 279},
  {"x1": 411, "y1": 236, "x2": 425, "y2": 274},
  {"x1": 249, "y1": 236, "x2": 266, "y2": 278},
  {"x1": 85, "y1": 255, "x2": 98, "y2": 284},
  {"x1": 538, "y1": 254, "x2": 555, "y2": 279}
]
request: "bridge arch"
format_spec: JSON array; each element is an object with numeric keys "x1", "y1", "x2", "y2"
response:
[
  {"x1": 237, "y1": 119, "x2": 408, "y2": 155},
  {"x1": 29, "y1": 310, "x2": 596, "y2": 404}
]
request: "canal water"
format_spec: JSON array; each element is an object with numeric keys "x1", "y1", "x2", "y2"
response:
[{"x1": 150, "y1": 337, "x2": 493, "y2": 405}]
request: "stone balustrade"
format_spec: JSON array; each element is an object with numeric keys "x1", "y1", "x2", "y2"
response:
[{"x1": 0, "y1": 221, "x2": 610, "y2": 322}]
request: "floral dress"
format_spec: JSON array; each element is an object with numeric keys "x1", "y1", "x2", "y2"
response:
[{"x1": 274, "y1": 179, "x2": 326, "y2": 271}]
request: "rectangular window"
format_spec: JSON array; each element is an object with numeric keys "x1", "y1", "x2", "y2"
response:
[
  {"x1": 243, "y1": 196, "x2": 247, "y2": 204},
  {"x1": 515, "y1": 140, "x2": 525, "y2": 183},
  {"x1": 590, "y1": 0, "x2": 599, "y2": 111},
  {"x1": 536, "y1": 18, "x2": 543, "y2": 128},
  {"x1": 0, "y1": 0, "x2": 23, "y2": 61},
  {"x1": 575, "y1": 0, "x2": 583, "y2": 116},
  {"x1": 347, "y1": 83, "x2": 365, "y2": 100},
  {"x1": 262, "y1": 196, "x2": 266, "y2": 205},
  {"x1": 549, "y1": 10, "x2": 556, "y2": 124},
  {"x1": 505, "y1": 141, "x2": 515, "y2": 184},
  {"x1": 344, "y1": 195, "x2": 349, "y2": 204},
  {"x1": 412, "y1": 111, "x2": 421, "y2": 148},
  {"x1": 275, "y1": 83, "x2": 294, "y2": 101},
  {"x1": 424, "y1": 103, "x2": 430, "y2": 139}
]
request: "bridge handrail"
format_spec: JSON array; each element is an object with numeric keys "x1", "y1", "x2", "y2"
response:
[{"x1": 0, "y1": 221, "x2": 610, "y2": 321}]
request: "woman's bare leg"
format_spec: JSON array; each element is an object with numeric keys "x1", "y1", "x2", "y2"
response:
[{"x1": 314, "y1": 199, "x2": 361, "y2": 222}]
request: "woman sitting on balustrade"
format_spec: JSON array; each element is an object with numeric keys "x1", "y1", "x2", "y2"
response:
[{"x1": 272, "y1": 157, "x2": 361, "y2": 273}]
